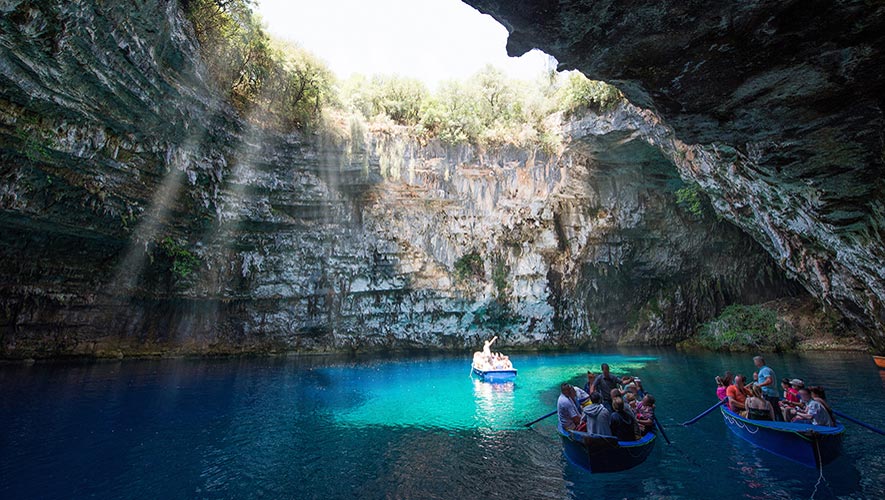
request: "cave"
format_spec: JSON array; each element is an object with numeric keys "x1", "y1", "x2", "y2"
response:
[
  {"x1": 2, "y1": 1, "x2": 885, "y2": 498},
  {"x1": 2, "y1": 0, "x2": 879, "y2": 358}
]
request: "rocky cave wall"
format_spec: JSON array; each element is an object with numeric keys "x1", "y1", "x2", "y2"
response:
[
  {"x1": 464, "y1": 0, "x2": 885, "y2": 348},
  {"x1": 0, "y1": 0, "x2": 816, "y2": 357}
]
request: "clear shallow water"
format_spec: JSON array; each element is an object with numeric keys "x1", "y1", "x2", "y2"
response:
[{"x1": 1, "y1": 350, "x2": 884, "y2": 499}]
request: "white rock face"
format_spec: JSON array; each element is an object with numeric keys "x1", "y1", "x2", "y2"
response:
[{"x1": 0, "y1": 0, "x2": 809, "y2": 356}]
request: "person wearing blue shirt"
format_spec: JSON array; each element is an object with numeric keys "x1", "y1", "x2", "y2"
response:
[{"x1": 753, "y1": 356, "x2": 782, "y2": 421}]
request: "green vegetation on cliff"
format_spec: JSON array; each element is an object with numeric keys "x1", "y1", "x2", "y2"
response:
[
  {"x1": 454, "y1": 252, "x2": 484, "y2": 281},
  {"x1": 156, "y1": 237, "x2": 200, "y2": 280},
  {"x1": 697, "y1": 304, "x2": 796, "y2": 352},
  {"x1": 181, "y1": 0, "x2": 622, "y2": 148},
  {"x1": 183, "y1": 0, "x2": 334, "y2": 130},
  {"x1": 675, "y1": 182, "x2": 705, "y2": 217}
]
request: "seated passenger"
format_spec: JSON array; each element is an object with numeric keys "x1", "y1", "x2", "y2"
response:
[
  {"x1": 583, "y1": 371, "x2": 596, "y2": 396},
  {"x1": 778, "y1": 378, "x2": 803, "y2": 420},
  {"x1": 727, "y1": 374, "x2": 749, "y2": 413},
  {"x1": 716, "y1": 376, "x2": 728, "y2": 401},
  {"x1": 632, "y1": 377, "x2": 646, "y2": 398},
  {"x1": 581, "y1": 392, "x2": 612, "y2": 435},
  {"x1": 792, "y1": 387, "x2": 835, "y2": 426},
  {"x1": 557, "y1": 383, "x2": 582, "y2": 430},
  {"x1": 609, "y1": 397, "x2": 638, "y2": 441},
  {"x1": 625, "y1": 392, "x2": 637, "y2": 410},
  {"x1": 787, "y1": 379, "x2": 804, "y2": 402},
  {"x1": 745, "y1": 385, "x2": 775, "y2": 421},
  {"x1": 635, "y1": 394, "x2": 656, "y2": 434}
]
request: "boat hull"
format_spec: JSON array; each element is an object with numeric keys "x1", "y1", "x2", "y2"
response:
[
  {"x1": 874, "y1": 355, "x2": 885, "y2": 369},
  {"x1": 720, "y1": 406, "x2": 844, "y2": 468},
  {"x1": 471, "y1": 367, "x2": 517, "y2": 382},
  {"x1": 557, "y1": 422, "x2": 656, "y2": 473}
]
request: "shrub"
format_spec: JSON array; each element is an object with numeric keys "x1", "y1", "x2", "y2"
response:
[
  {"x1": 158, "y1": 237, "x2": 200, "y2": 279},
  {"x1": 557, "y1": 72, "x2": 623, "y2": 115},
  {"x1": 342, "y1": 75, "x2": 428, "y2": 126},
  {"x1": 491, "y1": 259, "x2": 510, "y2": 298},
  {"x1": 419, "y1": 80, "x2": 484, "y2": 145},
  {"x1": 675, "y1": 182, "x2": 705, "y2": 217},
  {"x1": 698, "y1": 304, "x2": 796, "y2": 351},
  {"x1": 453, "y1": 252, "x2": 484, "y2": 281},
  {"x1": 182, "y1": 2, "x2": 624, "y2": 148},
  {"x1": 183, "y1": 0, "x2": 333, "y2": 131}
]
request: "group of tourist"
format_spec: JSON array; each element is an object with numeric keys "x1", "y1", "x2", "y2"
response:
[
  {"x1": 715, "y1": 355, "x2": 835, "y2": 426},
  {"x1": 556, "y1": 354, "x2": 837, "y2": 443},
  {"x1": 558, "y1": 363, "x2": 657, "y2": 441},
  {"x1": 472, "y1": 336, "x2": 513, "y2": 371}
]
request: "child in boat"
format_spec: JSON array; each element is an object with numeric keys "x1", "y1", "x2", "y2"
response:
[
  {"x1": 635, "y1": 394, "x2": 656, "y2": 434},
  {"x1": 716, "y1": 376, "x2": 728, "y2": 401}
]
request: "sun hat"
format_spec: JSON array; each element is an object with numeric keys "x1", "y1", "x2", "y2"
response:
[{"x1": 789, "y1": 378, "x2": 805, "y2": 387}]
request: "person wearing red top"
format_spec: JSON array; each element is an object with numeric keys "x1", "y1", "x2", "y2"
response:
[
  {"x1": 779, "y1": 378, "x2": 804, "y2": 420},
  {"x1": 726, "y1": 374, "x2": 749, "y2": 412},
  {"x1": 783, "y1": 378, "x2": 801, "y2": 403}
]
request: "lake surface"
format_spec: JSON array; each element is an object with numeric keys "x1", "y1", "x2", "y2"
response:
[{"x1": 2, "y1": 350, "x2": 884, "y2": 499}]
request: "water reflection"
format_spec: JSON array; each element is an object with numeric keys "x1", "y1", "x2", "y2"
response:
[
  {"x1": 2, "y1": 351, "x2": 883, "y2": 500},
  {"x1": 473, "y1": 379, "x2": 515, "y2": 429}
]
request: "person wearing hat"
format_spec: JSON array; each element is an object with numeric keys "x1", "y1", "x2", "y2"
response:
[
  {"x1": 786, "y1": 378, "x2": 803, "y2": 403},
  {"x1": 779, "y1": 378, "x2": 805, "y2": 421}
]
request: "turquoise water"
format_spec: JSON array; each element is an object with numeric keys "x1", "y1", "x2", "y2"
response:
[{"x1": 1, "y1": 350, "x2": 884, "y2": 499}]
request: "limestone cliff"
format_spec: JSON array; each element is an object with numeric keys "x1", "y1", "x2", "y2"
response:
[
  {"x1": 464, "y1": 0, "x2": 885, "y2": 348},
  {"x1": 0, "y1": 0, "x2": 827, "y2": 357}
]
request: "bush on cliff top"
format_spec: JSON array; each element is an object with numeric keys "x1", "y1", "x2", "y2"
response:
[
  {"x1": 183, "y1": 0, "x2": 334, "y2": 131},
  {"x1": 182, "y1": 1, "x2": 623, "y2": 146},
  {"x1": 698, "y1": 304, "x2": 796, "y2": 352}
]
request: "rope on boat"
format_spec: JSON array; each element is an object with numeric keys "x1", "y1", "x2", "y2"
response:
[{"x1": 809, "y1": 437, "x2": 827, "y2": 500}]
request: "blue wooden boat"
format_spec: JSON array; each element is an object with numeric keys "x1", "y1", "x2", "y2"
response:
[
  {"x1": 557, "y1": 421, "x2": 657, "y2": 473},
  {"x1": 720, "y1": 406, "x2": 844, "y2": 468},
  {"x1": 471, "y1": 365, "x2": 517, "y2": 383}
]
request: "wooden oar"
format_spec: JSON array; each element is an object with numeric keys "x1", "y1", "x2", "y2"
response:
[
  {"x1": 653, "y1": 416, "x2": 671, "y2": 444},
  {"x1": 525, "y1": 396, "x2": 590, "y2": 428},
  {"x1": 524, "y1": 410, "x2": 557, "y2": 427},
  {"x1": 680, "y1": 398, "x2": 728, "y2": 426},
  {"x1": 833, "y1": 409, "x2": 885, "y2": 437}
]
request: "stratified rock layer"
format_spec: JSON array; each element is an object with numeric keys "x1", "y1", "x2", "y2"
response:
[
  {"x1": 0, "y1": 0, "x2": 818, "y2": 357},
  {"x1": 465, "y1": 0, "x2": 885, "y2": 347}
]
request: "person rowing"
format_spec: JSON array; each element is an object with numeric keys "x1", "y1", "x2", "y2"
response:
[{"x1": 558, "y1": 383, "x2": 590, "y2": 430}]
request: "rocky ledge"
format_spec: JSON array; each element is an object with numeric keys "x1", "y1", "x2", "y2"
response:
[
  {"x1": 0, "y1": 0, "x2": 870, "y2": 357},
  {"x1": 465, "y1": 0, "x2": 885, "y2": 349}
]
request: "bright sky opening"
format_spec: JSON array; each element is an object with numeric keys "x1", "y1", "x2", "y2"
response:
[{"x1": 254, "y1": 0, "x2": 556, "y2": 88}]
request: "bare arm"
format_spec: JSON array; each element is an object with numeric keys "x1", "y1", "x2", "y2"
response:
[{"x1": 729, "y1": 396, "x2": 746, "y2": 410}]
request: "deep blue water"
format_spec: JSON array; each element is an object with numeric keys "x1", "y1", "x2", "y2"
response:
[{"x1": 1, "y1": 350, "x2": 884, "y2": 499}]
